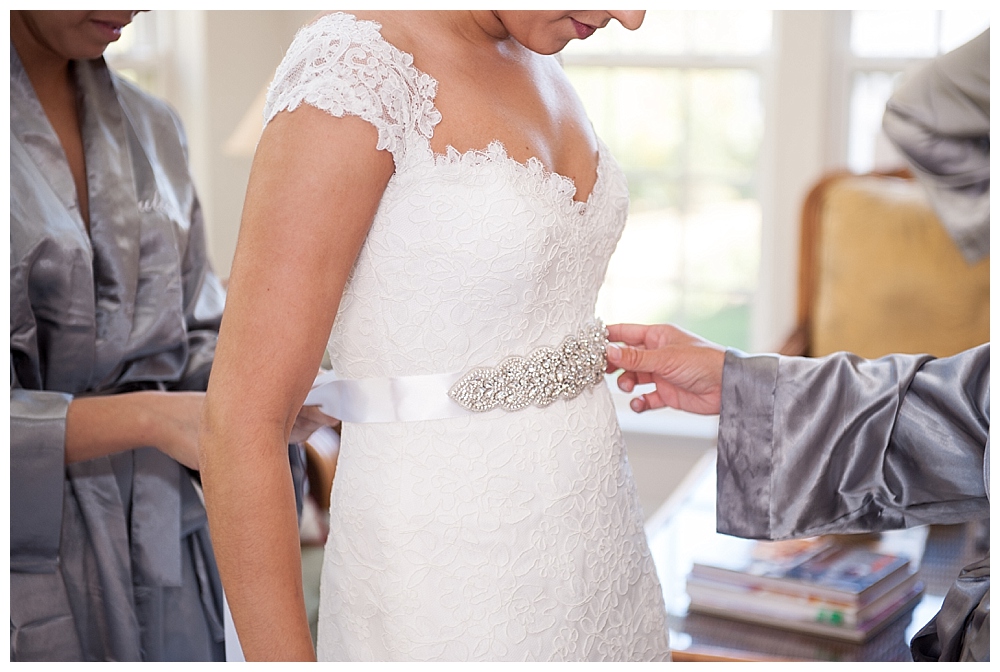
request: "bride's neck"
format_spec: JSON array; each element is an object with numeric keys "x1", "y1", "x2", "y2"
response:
[
  {"x1": 425, "y1": 10, "x2": 513, "y2": 48},
  {"x1": 367, "y1": 11, "x2": 527, "y2": 67},
  {"x1": 466, "y1": 11, "x2": 509, "y2": 42}
]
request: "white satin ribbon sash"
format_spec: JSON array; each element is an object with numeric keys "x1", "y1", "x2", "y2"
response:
[
  {"x1": 305, "y1": 368, "x2": 469, "y2": 423},
  {"x1": 306, "y1": 321, "x2": 609, "y2": 424}
]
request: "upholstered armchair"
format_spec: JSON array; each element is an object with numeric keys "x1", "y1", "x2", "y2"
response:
[{"x1": 780, "y1": 170, "x2": 989, "y2": 359}]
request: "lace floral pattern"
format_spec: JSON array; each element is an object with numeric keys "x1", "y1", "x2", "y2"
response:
[
  {"x1": 320, "y1": 392, "x2": 669, "y2": 661},
  {"x1": 265, "y1": 12, "x2": 670, "y2": 661},
  {"x1": 264, "y1": 12, "x2": 441, "y2": 162}
]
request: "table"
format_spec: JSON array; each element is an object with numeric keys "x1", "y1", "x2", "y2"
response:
[{"x1": 644, "y1": 452, "x2": 986, "y2": 662}]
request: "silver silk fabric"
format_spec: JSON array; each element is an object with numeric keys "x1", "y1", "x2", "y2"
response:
[
  {"x1": 10, "y1": 45, "x2": 227, "y2": 661},
  {"x1": 717, "y1": 345, "x2": 989, "y2": 661},
  {"x1": 882, "y1": 29, "x2": 989, "y2": 264}
]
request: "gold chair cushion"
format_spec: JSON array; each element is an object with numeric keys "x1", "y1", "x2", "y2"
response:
[{"x1": 811, "y1": 175, "x2": 989, "y2": 359}]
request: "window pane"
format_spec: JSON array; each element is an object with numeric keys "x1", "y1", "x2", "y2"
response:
[
  {"x1": 940, "y1": 12, "x2": 990, "y2": 52},
  {"x1": 848, "y1": 71, "x2": 903, "y2": 173},
  {"x1": 851, "y1": 10, "x2": 938, "y2": 57},
  {"x1": 597, "y1": 211, "x2": 683, "y2": 323},
  {"x1": 564, "y1": 12, "x2": 768, "y2": 352},
  {"x1": 105, "y1": 11, "x2": 158, "y2": 59},
  {"x1": 680, "y1": 292, "x2": 754, "y2": 352},
  {"x1": 566, "y1": 10, "x2": 770, "y2": 56},
  {"x1": 104, "y1": 12, "x2": 162, "y2": 96},
  {"x1": 566, "y1": 65, "x2": 763, "y2": 350},
  {"x1": 686, "y1": 10, "x2": 771, "y2": 55},
  {"x1": 568, "y1": 68, "x2": 685, "y2": 200},
  {"x1": 688, "y1": 70, "x2": 763, "y2": 180},
  {"x1": 567, "y1": 11, "x2": 685, "y2": 55},
  {"x1": 846, "y1": 11, "x2": 990, "y2": 174}
]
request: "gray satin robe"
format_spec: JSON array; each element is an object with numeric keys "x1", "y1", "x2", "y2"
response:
[
  {"x1": 882, "y1": 29, "x2": 989, "y2": 264},
  {"x1": 10, "y1": 48, "x2": 230, "y2": 661},
  {"x1": 716, "y1": 344, "x2": 989, "y2": 661}
]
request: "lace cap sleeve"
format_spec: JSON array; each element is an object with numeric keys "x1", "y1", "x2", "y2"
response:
[{"x1": 263, "y1": 13, "x2": 442, "y2": 161}]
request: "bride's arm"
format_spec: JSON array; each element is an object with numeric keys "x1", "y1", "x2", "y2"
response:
[{"x1": 199, "y1": 105, "x2": 393, "y2": 661}]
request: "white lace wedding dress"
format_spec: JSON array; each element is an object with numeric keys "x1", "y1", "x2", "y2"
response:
[{"x1": 265, "y1": 13, "x2": 670, "y2": 661}]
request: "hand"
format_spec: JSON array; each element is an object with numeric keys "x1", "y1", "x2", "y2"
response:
[
  {"x1": 289, "y1": 405, "x2": 341, "y2": 445},
  {"x1": 605, "y1": 323, "x2": 726, "y2": 416},
  {"x1": 141, "y1": 391, "x2": 207, "y2": 469}
]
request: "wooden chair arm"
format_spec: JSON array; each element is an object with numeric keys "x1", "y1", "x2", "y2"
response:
[
  {"x1": 303, "y1": 425, "x2": 340, "y2": 511},
  {"x1": 777, "y1": 324, "x2": 809, "y2": 356}
]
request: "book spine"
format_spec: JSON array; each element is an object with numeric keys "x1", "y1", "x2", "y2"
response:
[
  {"x1": 686, "y1": 582, "x2": 861, "y2": 627},
  {"x1": 689, "y1": 559, "x2": 911, "y2": 605},
  {"x1": 686, "y1": 584, "x2": 923, "y2": 643}
]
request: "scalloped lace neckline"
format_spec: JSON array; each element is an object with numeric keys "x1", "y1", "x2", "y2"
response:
[
  {"x1": 322, "y1": 11, "x2": 605, "y2": 212},
  {"x1": 433, "y1": 140, "x2": 606, "y2": 217}
]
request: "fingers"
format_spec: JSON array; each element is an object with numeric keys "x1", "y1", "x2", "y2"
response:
[
  {"x1": 606, "y1": 323, "x2": 650, "y2": 347},
  {"x1": 627, "y1": 391, "x2": 667, "y2": 414},
  {"x1": 606, "y1": 343, "x2": 664, "y2": 375},
  {"x1": 608, "y1": 322, "x2": 705, "y2": 350},
  {"x1": 297, "y1": 405, "x2": 340, "y2": 427},
  {"x1": 642, "y1": 391, "x2": 668, "y2": 411},
  {"x1": 629, "y1": 396, "x2": 648, "y2": 413},
  {"x1": 615, "y1": 370, "x2": 653, "y2": 393},
  {"x1": 289, "y1": 405, "x2": 342, "y2": 444},
  {"x1": 617, "y1": 371, "x2": 637, "y2": 392}
]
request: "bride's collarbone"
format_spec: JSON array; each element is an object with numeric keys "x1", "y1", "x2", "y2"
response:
[
  {"x1": 428, "y1": 80, "x2": 600, "y2": 193},
  {"x1": 379, "y1": 14, "x2": 599, "y2": 189}
]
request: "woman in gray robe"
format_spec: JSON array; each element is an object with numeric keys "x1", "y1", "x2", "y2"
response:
[
  {"x1": 605, "y1": 327, "x2": 989, "y2": 661},
  {"x1": 882, "y1": 28, "x2": 989, "y2": 265},
  {"x1": 8, "y1": 11, "x2": 314, "y2": 661}
]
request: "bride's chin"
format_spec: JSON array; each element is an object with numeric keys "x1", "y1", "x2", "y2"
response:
[{"x1": 528, "y1": 37, "x2": 572, "y2": 56}]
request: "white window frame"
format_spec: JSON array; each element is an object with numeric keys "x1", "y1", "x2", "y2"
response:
[{"x1": 562, "y1": 13, "x2": 773, "y2": 440}]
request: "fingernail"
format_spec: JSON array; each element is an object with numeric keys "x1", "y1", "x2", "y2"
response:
[
  {"x1": 606, "y1": 343, "x2": 620, "y2": 362},
  {"x1": 630, "y1": 398, "x2": 643, "y2": 412}
]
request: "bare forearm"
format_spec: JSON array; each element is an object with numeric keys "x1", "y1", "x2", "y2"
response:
[
  {"x1": 196, "y1": 105, "x2": 392, "y2": 661},
  {"x1": 200, "y1": 425, "x2": 315, "y2": 660},
  {"x1": 65, "y1": 394, "x2": 145, "y2": 463},
  {"x1": 64, "y1": 391, "x2": 203, "y2": 467}
]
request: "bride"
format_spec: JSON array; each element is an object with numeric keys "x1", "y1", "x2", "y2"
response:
[{"x1": 200, "y1": 10, "x2": 669, "y2": 661}]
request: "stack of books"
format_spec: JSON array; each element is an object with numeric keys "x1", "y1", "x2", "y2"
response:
[{"x1": 685, "y1": 537, "x2": 924, "y2": 642}]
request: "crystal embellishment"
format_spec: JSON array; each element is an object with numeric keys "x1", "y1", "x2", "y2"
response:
[{"x1": 448, "y1": 321, "x2": 608, "y2": 413}]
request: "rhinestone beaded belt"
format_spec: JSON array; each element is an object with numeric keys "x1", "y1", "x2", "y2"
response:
[
  {"x1": 304, "y1": 321, "x2": 609, "y2": 423},
  {"x1": 447, "y1": 320, "x2": 609, "y2": 412}
]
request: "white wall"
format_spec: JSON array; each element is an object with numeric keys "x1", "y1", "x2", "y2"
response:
[
  {"x1": 751, "y1": 11, "x2": 841, "y2": 351},
  {"x1": 163, "y1": 10, "x2": 317, "y2": 278}
]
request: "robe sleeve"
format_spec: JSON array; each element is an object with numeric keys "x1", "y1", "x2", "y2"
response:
[
  {"x1": 716, "y1": 344, "x2": 989, "y2": 540},
  {"x1": 881, "y1": 29, "x2": 990, "y2": 264},
  {"x1": 9, "y1": 368, "x2": 70, "y2": 573}
]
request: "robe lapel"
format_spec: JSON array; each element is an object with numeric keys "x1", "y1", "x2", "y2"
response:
[
  {"x1": 9, "y1": 44, "x2": 83, "y2": 227},
  {"x1": 76, "y1": 59, "x2": 185, "y2": 589},
  {"x1": 74, "y1": 58, "x2": 143, "y2": 388},
  {"x1": 10, "y1": 45, "x2": 98, "y2": 394}
]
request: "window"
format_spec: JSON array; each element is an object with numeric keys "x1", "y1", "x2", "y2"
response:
[
  {"x1": 103, "y1": 11, "x2": 167, "y2": 97},
  {"x1": 562, "y1": 11, "x2": 772, "y2": 352},
  {"x1": 837, "y1": 10, "x2": 990, "y2": 173},
  {"x1": 566, "y1": 10, "x2": 989, "y2": 438}
]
